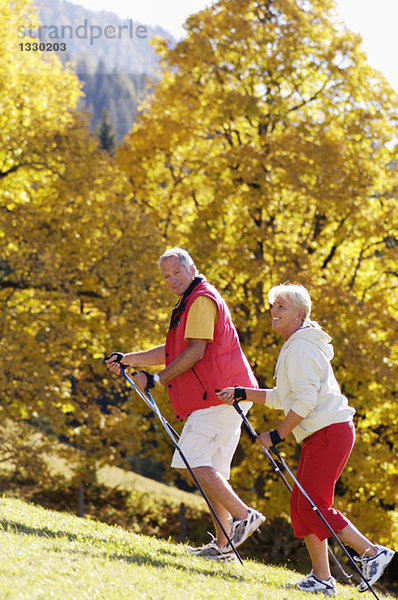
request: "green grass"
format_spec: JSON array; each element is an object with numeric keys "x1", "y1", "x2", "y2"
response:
[{"x1": 0, "y1": 496, "x2": 393, "y2": 600}]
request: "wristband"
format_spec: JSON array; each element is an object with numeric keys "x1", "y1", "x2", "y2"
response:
[
  {"x1": 153, "y1": 373, "x2": 161, "y2": 387},
  {"x1": 233, "y1": 386, "x2": 247, "y2": 401},
  {"x1": 270, "y1": 429, "x2": 284, "y2": 446},
  {"x1": 140, "y1": 370, "x2": 155, "y2": 389}
]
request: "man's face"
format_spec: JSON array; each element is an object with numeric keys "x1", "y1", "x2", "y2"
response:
[{"x1": 160, "y1": 257, "x2": 195, "y2": 297}]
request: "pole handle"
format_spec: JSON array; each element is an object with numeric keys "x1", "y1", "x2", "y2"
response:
[{"x1": 232, "y1": 400, "x2": 258, "y2": 442}]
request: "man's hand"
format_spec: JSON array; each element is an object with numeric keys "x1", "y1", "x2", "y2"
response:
[
  {"x1": 105, "y1": 352, "x2": 127, "y2": 375},
  {"x1": 132, "y1": 371, "x2": 150, "y2": 391}
]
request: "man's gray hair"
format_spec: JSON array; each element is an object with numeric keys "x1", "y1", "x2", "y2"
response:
[
  {"x1": 158, "y1": 247, "x2": 198, "y2": 273},
  {"x1": 268, "y1": 283, "x2": 313, "y2": 325}
]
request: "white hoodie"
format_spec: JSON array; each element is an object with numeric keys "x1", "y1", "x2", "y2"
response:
[{"x1": 266, "y1": 325, "x2": 355, "y2": 443}]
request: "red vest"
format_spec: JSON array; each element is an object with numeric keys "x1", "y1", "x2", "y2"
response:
[{"x1": 165, "y1": 280, "x2": 258, "y2": 420}]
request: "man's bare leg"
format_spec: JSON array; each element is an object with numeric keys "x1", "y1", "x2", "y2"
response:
[{"x1": 179, "y1": 466, "x2": 248, "y2": 547}]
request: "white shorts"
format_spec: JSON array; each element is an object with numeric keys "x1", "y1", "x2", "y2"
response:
[{"x1": 171, "y1": 402, "x2": 252, "y2": 480}]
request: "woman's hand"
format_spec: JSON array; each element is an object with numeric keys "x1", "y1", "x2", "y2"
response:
[
  {"x1": 256, "y1": 431, "x2": 273, "y2": 449},
  {"x1": 216, "y1": 387, "x2": 236, "y2": 405}
]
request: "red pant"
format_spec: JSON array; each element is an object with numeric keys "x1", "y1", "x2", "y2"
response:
[{"x1": 290, "y1": 421, "x2": 355, "y2": 541}]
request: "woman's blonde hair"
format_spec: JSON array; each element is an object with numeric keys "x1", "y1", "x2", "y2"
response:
[{"x1": 268, "y1": 283, "x2": 314, "y2": 326}]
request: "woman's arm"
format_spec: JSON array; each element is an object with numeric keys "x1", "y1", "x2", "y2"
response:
[
  {"x1": 275, "y1": 409, "x2": 304, "y2": 440},
  {"x1": 217, "y1": 386, "x2": 268, "y2": 404},
  {"x1": 257, "y1": 409, "x2": 303, "y2": 449},
  {"x1": 217, "y1": 388, "x2": 303, "y2": 448}
]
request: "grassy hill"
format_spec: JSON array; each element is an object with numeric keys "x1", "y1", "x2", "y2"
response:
[{"x1": 0, "y1": 496, "x2": 392, "y2": 600}]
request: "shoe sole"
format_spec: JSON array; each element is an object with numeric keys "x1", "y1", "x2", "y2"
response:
[
  {"x1": 187, "y1": 546, "x2": 214, "y2": 555},
  {"x1": 294, "y1": 583, "x2": 336, "y2": 596},
  {"x1": 296, "y1": 588, "x2": 336, "y2": 597},
  {"x1": 194, "y1": 553, "x2": 237, "y2": 562}
]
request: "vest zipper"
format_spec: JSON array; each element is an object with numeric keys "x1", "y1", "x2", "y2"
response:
[{"x1": 191, "y1": 367, "x2": 208, "y2": 400}]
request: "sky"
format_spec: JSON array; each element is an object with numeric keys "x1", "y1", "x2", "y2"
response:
[{"x1": 72, "y1": 0, "x2": 398, "y2": 93}]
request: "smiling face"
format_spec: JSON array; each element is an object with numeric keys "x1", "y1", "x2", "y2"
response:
[
  {"x1": 160, "y1": 256, "x2": 195, "y2": 297},
  {"x1": 270, "y1": 294, "x2": 304, "y2": 340}
]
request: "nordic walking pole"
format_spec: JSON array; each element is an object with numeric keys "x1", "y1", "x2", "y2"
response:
[
  {"x1": 232, "y1": 400, "x2": 381, "y2": 599},
  {"x1": 109, "y1": 361, "x2": 243, "y2": 564}
]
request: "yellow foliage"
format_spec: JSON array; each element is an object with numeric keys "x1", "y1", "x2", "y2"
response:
[
  {"x1": 0, "y1": 0, "x2": 396, "y2": 545},
  {"x1": 116, "y1": 0, "x2": 398, "y2": 542},
  {"x1": 0, "y1": 0, "x2": 166, "y2": 476}
]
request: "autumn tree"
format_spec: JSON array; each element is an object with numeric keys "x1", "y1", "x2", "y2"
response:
[
  {"x1": 115, "y1": 0, "x2": 398, "y2": 544},
  {"x1": 1, "y1": 0, "x2": 396, "y2": 552},
  {"x1": 0, "y1": 0, "x2": 165, "y2": 487}
]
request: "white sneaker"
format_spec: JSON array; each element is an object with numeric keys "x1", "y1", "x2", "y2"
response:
[
  {"x1": 356, "y1": 545, "x2": 395, "y2": 592},
  {"x1": 294, "y1": 571, "x2": 337, "y2": 597},
  {"x1": 191, "y1": 540, "x2": 236, "y2": 562},
  {"x1": 186, "y1": 533, "x2": 216, "y2": 555},
  {"x1": 222, "y1": 507, "x2": 266, "y2": 551}
]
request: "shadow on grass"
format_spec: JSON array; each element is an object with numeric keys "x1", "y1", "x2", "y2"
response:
[
  {"x1": 113, "y1": 544, "x2": 251, "y2": 581},
  {"x1": 0, "y1": 519, "x2": 82, "y2": 542},
  {"x1": 0, "y1": 518, "x2": 247, "y2": 582}
]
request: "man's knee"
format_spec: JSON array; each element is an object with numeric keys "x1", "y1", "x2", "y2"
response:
[
  {"x1": 192, "y1": 465, "x2": 213, "y2": 474},
  {"x1": 176, "y1": 465, "x2": 217, "y2": 483},
  {"x1": 177, "y1": 467, "x2": 189, "y2": 479},
  {"x1": 192, "y1": 465, "x2": 218, "y2": 480}
]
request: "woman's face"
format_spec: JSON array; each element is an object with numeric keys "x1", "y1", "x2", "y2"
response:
[{"x1": 270, "y1": 295, "x2": 304, "y2": 340}]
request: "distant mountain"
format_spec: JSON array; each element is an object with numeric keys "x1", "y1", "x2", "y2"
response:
[
  {"x1": 30, "y1": 0, "x2": 176, "y2": 140},
  {"x1": 32, "y1": 0, "x2": 175, "y2": 75}
]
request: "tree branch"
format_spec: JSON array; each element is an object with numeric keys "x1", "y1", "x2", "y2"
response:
[{"x1": 0, "y1": 279, "x2": 102, "y2": 298}]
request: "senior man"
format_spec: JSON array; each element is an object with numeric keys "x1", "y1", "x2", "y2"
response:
[{"x1": 106, "y1": 247, "x2": 265, "y2": 560}]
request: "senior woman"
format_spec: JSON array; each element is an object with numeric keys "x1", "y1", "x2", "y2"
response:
[{"x1": 218, "y1": 283, "x2": 394, "y2": 597}]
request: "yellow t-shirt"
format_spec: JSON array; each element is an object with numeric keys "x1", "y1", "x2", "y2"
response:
[{"x1": 184, "y1": 296, "x2": 218, "y2": 341}]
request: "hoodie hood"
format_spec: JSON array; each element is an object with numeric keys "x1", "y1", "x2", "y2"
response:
[
  {"x1": 273, "y1": 325, "x2": 334, "y2": 380},
  {"x1": 285, "y1": 325, "x2": 334, "y2": 361}
]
